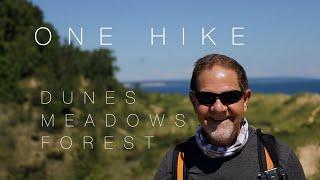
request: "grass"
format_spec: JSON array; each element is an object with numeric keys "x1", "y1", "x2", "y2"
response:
[{"x1": 0, "y1": 92, "x2": 319, "y2": 179}]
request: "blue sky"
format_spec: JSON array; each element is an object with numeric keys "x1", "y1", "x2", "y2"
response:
[{"x1": 31, "y1": 0, "x2": 320, "y2": 81}]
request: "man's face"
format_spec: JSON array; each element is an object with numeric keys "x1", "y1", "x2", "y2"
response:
[{"x1": 190, "y1": 65, "x2": 251, "y2": 147}]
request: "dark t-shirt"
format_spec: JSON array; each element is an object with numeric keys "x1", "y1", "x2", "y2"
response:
[{"x1": 155, "y1": 127, "x2": 305, "y2": 180}]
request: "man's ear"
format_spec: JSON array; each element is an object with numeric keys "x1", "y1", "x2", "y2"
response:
[
  {"x1": 243, "y1": 89, "x2": 252, "y2": 112},
  {"x1": 189, "y1": 92, "x2": 198, "y2": 111}
]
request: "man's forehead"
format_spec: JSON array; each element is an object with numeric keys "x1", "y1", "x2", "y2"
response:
[
  {"x1": 216, "y1": 71, "x2": 226, "y2": 78},
  {"x1": 199, "y1": 66, "x2": 238, "y2": 80},
  {"x1": 197, "y1": 66, "x2": 240, "y2": 91}
]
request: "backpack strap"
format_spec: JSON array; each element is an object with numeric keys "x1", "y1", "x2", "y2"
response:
[
  {"x1": 172, "y1": 147, "x2": 179, "y2": 180},
  {"x1": 264, "y1": 146, "x2": 274, "y2": 170},
  {"x1": 257, "y1": 128, "x2": 282, "y2": 169},
  {"x1": 256, "y1": 128, "x2": 288, "y2": 179},
  {"x1": 257, "y1": 128, "x2": 275, "y2": 171},
  {"x1": 172, "y1": 142, "x2": 188, "y2": 180},
  {"x1": 177, "y1": 151, "x2": 184, "y2": 180}
]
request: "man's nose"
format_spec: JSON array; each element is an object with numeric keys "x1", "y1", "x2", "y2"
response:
[{"x1": 210, "y1": 99, "x2": 228, "y2": 112}]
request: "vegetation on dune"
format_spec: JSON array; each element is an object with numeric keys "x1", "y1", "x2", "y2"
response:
[{"x1": 2, "y1": 90, "x2": 320, "y2": 179}]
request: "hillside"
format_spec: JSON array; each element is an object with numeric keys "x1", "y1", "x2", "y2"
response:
[{"x1": 1, "y1": 92, "x2": 320, "y2": 179}]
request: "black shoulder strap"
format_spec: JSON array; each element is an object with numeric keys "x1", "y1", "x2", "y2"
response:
[
  {"x1": 172, "y1": 145, "x2": 180, "y2": 180},
  {"x1": 257, "y1": 128, "x2": 267, "y2": 171},
  {"x1": 256, "y1": 129, "x2": 288, "y2": 180},
  {"x1": 256, "y1": 128, "x2": 281, "y2": 167},
  {"x1": 172, "y1": 142, "x2": 188, "y2": 180}
]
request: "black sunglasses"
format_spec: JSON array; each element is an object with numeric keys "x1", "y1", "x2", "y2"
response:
[{"x1": 193, "y1": 90, "x2": 244, "y2": 105}]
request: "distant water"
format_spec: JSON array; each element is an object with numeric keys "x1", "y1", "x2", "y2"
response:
[{"x1": 123, "y1": 78, "x2": 320, "y2": 95}]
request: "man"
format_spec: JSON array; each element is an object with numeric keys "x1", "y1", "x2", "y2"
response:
[{"x1": 155, "y1": 54, "x2": 305, "y2": 179}]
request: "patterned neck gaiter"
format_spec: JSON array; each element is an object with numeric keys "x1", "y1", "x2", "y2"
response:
[{"x1": 195, "y1": 118, "x2": 249, "y2": 158}]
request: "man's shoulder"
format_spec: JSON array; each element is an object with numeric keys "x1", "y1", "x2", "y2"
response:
[
  {"x1": 249, "y1": 126, "x2": 290, "y2": 149},
  {"x1": 154, "y1": 136, "x2": 197, "y2": 180},
  {"x1": 177, "y1": 136, "x2": 196, "y2": 147},
  {"x1": 160, "y1": 136, "x2": 197, "y2": 162},
  {"x1": 248, "y1": 126, "x2": 293, "y2": 163}
]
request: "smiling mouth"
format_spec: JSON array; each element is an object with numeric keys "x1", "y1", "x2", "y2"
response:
[{"x1": 208, "y1": 117, "x2": 231, "y2": 121}]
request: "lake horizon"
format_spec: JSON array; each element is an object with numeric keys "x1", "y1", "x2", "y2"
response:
[{"x1": 123, "y1": 77, "x2": 320, "y2": 95}]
